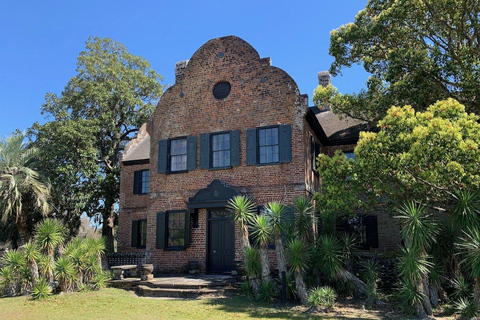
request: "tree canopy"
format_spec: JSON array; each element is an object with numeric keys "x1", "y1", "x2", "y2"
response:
[
  {"x1": 31, "y1": 37, "x2": 164, "y2": 248},
  {"x1": 314, "y1": 0, "x2": 480, "y2": 126}
]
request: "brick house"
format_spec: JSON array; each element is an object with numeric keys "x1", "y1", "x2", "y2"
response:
[{"x1": 117, "y1": 36, "x2": 399, "y2": 274}]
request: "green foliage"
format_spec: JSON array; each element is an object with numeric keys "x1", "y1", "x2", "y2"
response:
[
  {"x1": 396, "y1": 278, "x2": 426, "y2": 315},
  {"x1": 37, "y1": 254, "x2": 53, "y2": 280},
  {"x1": 24, "y1": 242, "x2": 40, "y2": 264},
  {"x1": 32, "y1": 36, "x2": 164, "y2": 247},
  {"x1": 31, "y1": 277, "x2": 52, "y2": 300},
  {"x1": 264, "y1": 201, "x2": 287, "y2": 236},
  {"x1": 0, "y1": 266, "x2": 17, "y2": 296},
  {"x1": 243, "y1": 247, "x2": 261, "y2": 278},
  {"x1": 285, "y1": 239, "x2": 311, "y2": 273},
  {"x1": 54, "y1": 257, "x2": 76, "y2": 292},
  {"x1": 1, "y1": 249, "x2": 26, "y2": 271},
  {"x1": 319, "y1": 0, "x2": 480, "y2": 125},
  {"x1": 90, "y1": 271, "x2": 110, "y2": 291},
  {"x1": 227, "y1": 195, "x2": 256, "y2": 230},
  {"x1": 355, "y1": 99, "x2": 480, "y2": 208},
  {"x1": 361, "y1": 260, "x2": 379, "y2": 303},
  {"x1": 398, "y1": 246, "x2": 432, "y2": 281},
  {"x1": 292, "y1": 196, "x2": 314, "y2": 243},
  {"x1": 35, "y1": 219, "x2": 66, "y2": 257},
  {"x1": 315, "y1": 235, "x2": 345, "y2": 280},
  {"x1": 454, "y1": 297, "x2": 478, "y2": 319},
  {"x1": 451, "y1": 276, "x2": 472, "y2": 301},
  {"x1": 256, "y1": 280, "x2": 278, "y2": 303},
  {"x1": 0, "y1": 132, "x2": 50, "y2": 243},
  {"x1": 239, "y1": 281, "x2": 254, "y2": 299},
  {"x1": 456, "y1": 227, "x2": 480, "y2": 280},
  {"x1": 307, "y1": 286, "x2": 337, "y2": 311},
  {"x1": 451, "y1": 189, "x2": 480, "y2": 231},
  {"x1": 250, "y1": 215, "x2": 272, "y2": 247}
]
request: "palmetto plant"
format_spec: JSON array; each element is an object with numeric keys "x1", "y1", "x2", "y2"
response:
[
  {"x1": 31, "y1": 277, "x2": 52, "y2": 300},
  {"x1": 456, "y1": 227, "x2": 480, "y2": 307},
  {"x1": 227, "y1": 195, "x2": 256, "y2": 252},
  {"x1": 0, "y1": 266, "x2": 17, "y2": 297},
  {"x1": 251, "y1": 214, "x2": 273, "y2": 282},
  {"x1": 292, "y1": 196, "x2": 315, "y2": 243},
  {"x1": 307, "y1": 286, "x2": 337, "y2": 311},
  {"x1": 54, "y1": 257, "x2": 76, "y2": 292},
  {"x1": 35, "y1": 218, "x2": 66, "y2": 258},
  {"x1": 265, "y1": 201, "x2": 288, "y2": 275},
  {"x1": 361, "y1": 260, "x2": 379, "y2": 307},
  {"x1": 454, "y1": 297, "x2": 478, "y2": 320},
  {"x1": 315, "y1": 235, "x2": 345, "y2": 281},
  {"x1": 0, "y1": 133, "x2": 50, "y2": 244},
  {"x1": 1, "y1": 249, "x2": 26, "y2": 272},
  {"x1": 286, "y1": 238, "x2": 310, "y2": 305},
  {"x1": 24, "y1": 242, "x2": 40, "y2": 285},
  {"x1": 37, "y1": 254, "x2": 54, "y2": 284},
  {"x1": 451, "y1": 189, "x2": 480, "y2": 232}
]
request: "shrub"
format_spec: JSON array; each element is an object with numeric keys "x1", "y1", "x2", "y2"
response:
[
  {"x1": 239, "y1": 281, "x2": 253, "y2": 298},
  {"x1": 0, "y1": 266, "x2": 17, "y2": 297},
  {"x1": 307, "y1": 286, "x2": 337, "y2": 311},
  {"x1": 256, "y1": 280, "x2": 278, "y2": 303},
  {"x1": 54, "y1": 257, "x2": 76, "y2": 292},
  {"x1": 454, "y1": 298, "x2": 478, "y2": 320},
  {"x1": 90, "y1": 271, "x2": 110, "y2": 290},
  {"x1": 31, "y1": 277, "x2": 52, "y2": 300}
]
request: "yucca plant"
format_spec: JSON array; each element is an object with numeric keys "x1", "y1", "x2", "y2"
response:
[
  {"x1": 243, "y1": 246, "x2": 261, "y2": 295},
  {"x1": 239, "y1": 281, "x2": 254, "y2": 298},
  {"x1": 315, "y1": 235, "x2": 344, "y2": 281},
  {"x1": 451, "y1": 276, "x2": 472, "y2": 301},
  {"x1": 361, "y1": 260, "x2": 380, "y2": 308},
  {"x1": 0, "y1": 266, "x2": 17, "y2": 297},
  {"x1": 31, "y1": 277, "x2": 52, "y2": 300},
  {"x1": 54, "y1": 257, "x2": 76, "y2": 292},
  {"x1": 227, "y1": 195, "x2": 256, "y2": 252},
  {"x1": 265, "y1": 201, "x2": 288, "y2": 275},
  {"x1": 307, "y1": 286, "x2": 337, "y2": 311},
  {"x1": 84, "y1": 254, "x2": 101, "y2": 284},
  {"x1": 90, "y1": 271, "x2": 110, "y2": 290},
  {"x1": 35, "y1": 219, "x2": 66, "y2": 283},
  {"x1": 451, "y1": 189, "x2": 480, "y2": 232},
  {"x1": 456, "y1": 227, "x2": 480, "y2": 307},
  {"x1": 455, "y1": 297, "x2": 478, "y2": 320},
  {"x1": 256, "y1": 280, "x2": 278, "y2": 303},
  {"x1": 66, "y1": 243, "x2": 86, "y2": 285},
  {"x1": 292, "y1": 196, "x2": 314, "y2": 243},
  {"x1": 1, "y1": 249, "x2": 26, "y2": 272},
  {"x1": 397, "y1": 277, "x2": 427, "y2": 317},
  {"x1": 251, "y1": 214, "x2": 273, "y2": 282},
  {"x1": 286, "y1": 239, "x2": 310, "y2": 305},
  {"x1": 24, "y1": 242, "x2": 40, "y2": 285},
  {"x1": 339, "y1": 232, "x2": 359, "y2": 272},
  {"x1": 37, "y1": 254, "x2": 54, "y2": 284},
  {"x1": 84, "y1": 237, "x2": 106, "y2": 270}
]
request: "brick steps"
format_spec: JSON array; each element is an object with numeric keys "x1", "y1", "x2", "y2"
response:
[{"x1": 136, "y1": 285, "x2": 229, "y2": 298}]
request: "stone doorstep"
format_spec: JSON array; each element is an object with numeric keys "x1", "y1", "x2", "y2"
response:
[{"x1": 136, "y1": 285, "x2": 233, "y2": 299}]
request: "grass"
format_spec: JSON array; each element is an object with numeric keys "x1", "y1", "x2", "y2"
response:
[{"x1": 0, "y1": 288, "x2": 453, "y2": 320}]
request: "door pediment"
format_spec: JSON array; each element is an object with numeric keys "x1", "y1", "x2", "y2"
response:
[{"x1": 187, "y1": 179, "x2": 240, "y2": 209}]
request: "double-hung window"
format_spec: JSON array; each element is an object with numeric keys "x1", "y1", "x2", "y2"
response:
[
  {"x1": 133, "y1": 170, "x2": 149, "y2": 194},
  {"x1": 156, "y1": 210, "x2": 191, "y2": 250},
  {"x1": 211, "y1": 133, "x2": 230, "y2": 168},
  {"x1": 131, "y1": 219, "x2": 147, "y2": 248},
  {"x1": 170, "y1": 138, "x2": 187, "y2": 172},
  {"x1": 258, "y1": 127, "x2": 279, "y2": 164}
]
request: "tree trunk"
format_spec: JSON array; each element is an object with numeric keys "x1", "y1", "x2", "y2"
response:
[
  {"x1": 102, "y1": 203, "x2": 116, "y2": 252},
  {"x1": 15, "y1": 213, "x2": 30, "y2": 245},
  {"x1": 338, "y1": 269, "x2": 367, "y2": 295},
  {"x1": 421, "y1": 276, "x2": 433, "y2": 316},
  {"x1": 274, "y1": 236, "x2": 287, "y2": 275},
  {"x1": 429, "y1": 283, "x2": 439, "y2": 308},
  {"x1": 295, "y1": 270, "x2": 308, "y2": 306},
  {"x1": 259, "y1": 245, "x2": 271, "y2": 282},
  {"x1": 28, "y1": 260, "x2": 39, "y2": 285},
  {"x1": 241, "y1": 225, "x2": 250, "y2": 252}
]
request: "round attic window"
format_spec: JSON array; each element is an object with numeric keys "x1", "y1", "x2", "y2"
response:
[{"x1": 213, "y1": 81, "x2": 231, "y2": 99}]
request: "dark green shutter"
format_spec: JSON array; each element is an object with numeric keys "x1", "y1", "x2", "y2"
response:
[
  {"x1": 246, "y1": 128, "x2": 257, "y2": 165},
  {"x1": 156, "y1": 212, "x2": 166, "y2": 249},
  {"x1": 187, "y1": 136, "x2": 197, "y2": 171},
  {"x1": 184, "y1": 210, "x2": 190, "y2": 247},
  {"x1": 131, "y1": 220, "x2": 138, "y2": 247},
  {"x1": 364, "y1": 215, "x2": 379, "y2": 249},
  {"x1": 230, "y1": 130, "x2": 240, "y2": 167},
  {"x1": 199, "y1": 133, "x2": 210, "y2": 169},
  {"x1": 133, "y1": 171, "x2": 141, "y2": 194},
  {"x1": 279, "y1": 124, "x2": 292, "y2": 163},
  {"x1": 158, "y1": 140, "x2": 168, "y2": 173}
]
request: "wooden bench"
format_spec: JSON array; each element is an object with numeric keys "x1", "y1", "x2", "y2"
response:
[{"x1": 111, "y1": 265, "x2": 138, "y2": 280}]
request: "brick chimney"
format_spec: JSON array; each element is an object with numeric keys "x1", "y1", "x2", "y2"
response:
[
  {"x1": 175, "y1": 60, "x2": 189, "y2": 84},
  {"x1": 317, "y1": 71, "x2": 331, "y2": 87}
]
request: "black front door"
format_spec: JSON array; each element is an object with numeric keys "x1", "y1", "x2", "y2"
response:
[{"x1": 208, "y1": 209, "x2": 235, "y2": 273}]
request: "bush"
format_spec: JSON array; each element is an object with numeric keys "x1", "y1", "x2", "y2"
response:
[
  {"x1": 31, "y1": 277, "x2": 52, "y2": 300},
  {"x1": 307, "y1": 286, "x2": 337, "y2": 311},
  {"x1": 90, "y1": 271, "x2": 111, "y2": 290},
  {"x1": 454, "y1": 298, "x2": 478, "y2": 319},
  {"x1": 256, "y1": 280, "x2": 278, "y2": 303},
  {"x1": 239, "y1": 281, "x2": 253, "y2": 298}
]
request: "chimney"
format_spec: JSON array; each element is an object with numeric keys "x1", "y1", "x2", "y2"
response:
[
  {"x1": 317, "y1": 71, "x2": 331, "y2": 87},
  {"x1": 175, "y1": 60, "x2": 189, "y2": 83}
]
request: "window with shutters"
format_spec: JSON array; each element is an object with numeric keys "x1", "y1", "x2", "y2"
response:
[
  {"x1": 170, "y1": 138, "x2": 188, "y2": 172},
  {"x1": 133, "y1": 170, "x2": 149, "y2": 194},
  {"x1": 156, "y1": 210, "x2": 190, "y2": 250},
  {"x1": 258, "y1": 127, "x2": 279, "y2": 164},
  {"x1": 211, "y1": 132, "x2": 230, "y2": 168},
  {"x1": 131, "y1": 219, "x2": 147, "y2": 248},
  {"x1": 246, "y1": 125, "x2": 291, "y2": 166}
]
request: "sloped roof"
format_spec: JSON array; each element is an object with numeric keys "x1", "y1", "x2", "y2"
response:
[{"x1": 122, "y1": 123, "x2": 150, "y2": 163}]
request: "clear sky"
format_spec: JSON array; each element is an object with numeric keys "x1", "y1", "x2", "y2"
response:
[{"x1": 0, "y1": 0, "x2": 368, "y2": 138}]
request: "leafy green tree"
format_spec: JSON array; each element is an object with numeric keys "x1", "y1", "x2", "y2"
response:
[
  {"x1": 0, "y1": 133, "x2": 50, "y2": 244},
  {"x1": 34, "y1": 37, "x2": 164, "y2": 249},
  {"x1": 315, "y1": 0, "x2": 480, "y2": 126}
]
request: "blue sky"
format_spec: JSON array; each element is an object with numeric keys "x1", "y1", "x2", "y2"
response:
[{"x1": 0, "y1": 0, "x2": 368, "y2": 138}]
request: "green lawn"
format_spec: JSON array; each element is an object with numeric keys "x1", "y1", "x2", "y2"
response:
[{"x1": 0, "y1": 288, "x2": 439, "y2": 320}]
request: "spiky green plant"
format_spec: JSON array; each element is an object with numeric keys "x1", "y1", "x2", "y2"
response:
[
  {"x1": 315, "y1": 235, "x2": 344, "y2": 280},
  {"x1": 455, "y1": 297, "x2": 478, "y2": 320},
  {"x1": 24, "y1": 242, "x2": 40, "y2": 284},
  {"x1": 37, "y1": 254, "x2": 54, "y2": 283},
  {"x1": 456, "y1": 227, "x2": 480, "y2": 306},
  {"x1": 54, "y1": 257, "x2": 76, "y2": 292},
  {"x1": 243, "y1": 246, "x2": 261, "y2": 295},
  {"x1": 0, "y1": 266, "x2": 17, "y2": 297},
  {"x1": 84, "y1": 237, "x2": 106, "y2": 269},
  {"x1": 451, "y1": 276, "x2": 472, "y2": 301},
  {"x1": 361, "y1": 260, "x2": 379, "y2": 307},
  {"x1": 292, "y1": 196, "x2": 314, "y2": 243},
  {"x1": 227, "y1": 195, "x2": 256, "y2": 251},
  {"x1": 90, "y1": 271, "x2": 110, "y2": 290},
  {"x1": 35, "y1": 218, "x2": 66, "y2": 258},
  {"x1": 339, "y1": 232, "x2": 358, "y2": 271},
  {"x1": 398, "y1": 247, "x2": 433, "y2": 281},
  {"x1": 251, "y1": 214, "x2": 272, "y2": 282},
  {"x1": 318, "y1": 210, "x2": 337, "y2": 236},
  {"x1": 307, "y1": 286, "x2": 337, "y2": 311},
  {"x1": 286, "y1": 239, "x2": 310, "y2": 305},
  {"x1": 256, "y1": 280, "x2": 278, "y2": 303},
  {"x1": 397, "y1": 278, "x2": 427, "y2": 317},
  {"x1": 451, "y1": 189, "x2": 480, "y2": 232},
  {"x1": 31, "y1": 277, "x2": 52, "y2": 300},
  {"x1": 265, "y1": 201, "x2": 288, "y2": 275}
]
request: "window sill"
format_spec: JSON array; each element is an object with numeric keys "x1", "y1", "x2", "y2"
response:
[
  {"x1": 209, "y1": 166, "x2": 232, "y2": 171},
  {"x1": 167, "y1": 170, "x2": 189, "y2": 175},
  {"x1": 133, "y1": 193, "x2": 149, "y2": 196},
  {"x1": 256, "y1": 162, "x2": 281, "y2": 167},
  {"x1": 163, "y1": 246, "x2": 187, "y2": 251}
]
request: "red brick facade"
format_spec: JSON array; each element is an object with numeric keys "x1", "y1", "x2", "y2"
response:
[{"x1": 117, "y1": 36, "x2": 399, "y2": 274}]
